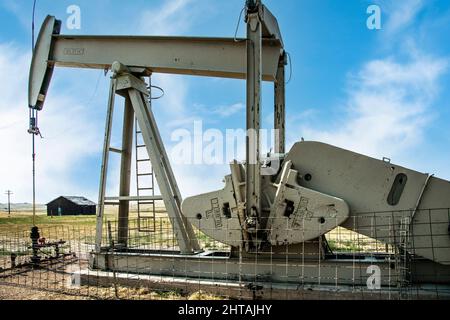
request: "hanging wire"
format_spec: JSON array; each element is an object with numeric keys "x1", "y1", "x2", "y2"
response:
[
  {"x1": 286, "y1": 51, "x2": 293, "y2": 84},
  {"x1": 234, "y1": 6, "x2": 246, "y2": 42},
  {"x1": 84, "y1": 69, "x2": 104, "y2": 105},
  {"x1": 31, "y1": 0, "x2": 38, "y2": 226},
  {"x1": 149, "y1": 85, "x2": 165, "y2": 100},
  {"x1": 31, "y1": 111, "x2": 37, "y2": 227}
]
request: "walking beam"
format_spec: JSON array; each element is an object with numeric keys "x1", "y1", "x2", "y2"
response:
[{"x1": 29, "y1": 16, "x2": 283, "y2": 110}]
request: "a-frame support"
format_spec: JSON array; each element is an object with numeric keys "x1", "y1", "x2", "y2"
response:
[{"x1": 95, "y1": 63, "x2": 200, "y2": 255}]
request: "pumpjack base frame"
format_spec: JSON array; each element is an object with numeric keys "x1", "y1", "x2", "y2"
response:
[
  {"x1": 87, "y1": 250, "x2": 450, "y2": 299},
  {"x1": 89, "y1": 249, "x2": 401, "y2": 287}
]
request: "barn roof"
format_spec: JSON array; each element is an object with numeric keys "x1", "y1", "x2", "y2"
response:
[{"x1": 48, "y1": 196, "x2": 96, "y2": 206}]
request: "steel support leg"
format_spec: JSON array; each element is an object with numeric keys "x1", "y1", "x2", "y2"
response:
[
  {"x1": 95, "y1": 78, "x2": 117, "y2": 253},
  {"x1": 120, "y1": 74, "x2": 200, "y2": 254},
  {"x1": 117, "y1": 96, "x2": 134, "y2": 247},
  {"x1": 274, "y1": 58, "x2": 285, "y2": 154}
]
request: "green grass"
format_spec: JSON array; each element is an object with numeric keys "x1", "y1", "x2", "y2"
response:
[
  {"x1": 0, "y1": 215, "x2": 96, "y2": 226},
  {"x1": 0, "y1": 249, "x2": 31, "y2": 256},
  {"x1": 0, "y1": 212, "x2": 227, "y2": 252},
  {"x1": 0, "y1": 212, "x2": 114, "y2": 236},
  {"x1": 328, "y1": 239, "x2": 361, "y2": 252}
]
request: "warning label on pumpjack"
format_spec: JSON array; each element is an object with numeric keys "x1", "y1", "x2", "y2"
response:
[{"x1": 206, "y1": 198, "x2": 223, "y2": 229}]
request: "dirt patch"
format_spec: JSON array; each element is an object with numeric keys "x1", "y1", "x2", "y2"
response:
[{"x1": 0, "y1": 260, "x2": 225, "y2": 301}]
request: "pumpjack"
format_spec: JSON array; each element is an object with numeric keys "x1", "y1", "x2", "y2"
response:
[{"x1": 28, "y1": 0, "x2": 450, "y2": 294}]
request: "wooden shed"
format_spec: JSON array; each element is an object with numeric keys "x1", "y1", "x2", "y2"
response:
[{"x1": 47, "y1": 196, "x2": 96, "y2": 216}]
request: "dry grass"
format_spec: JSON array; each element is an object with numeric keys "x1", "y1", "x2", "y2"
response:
[
  {"x1": 188, "y1": 291, "x2": 225, "y2": 300},
  {"x1": 326, "y1": 227, "x2": 391, "y2": 253},
  {"x1": 0, "y1": 208, "x2": 387, "y2": 301},
  {"x1": 0, "y1": 260, "x2": 227, "y2": 300}
]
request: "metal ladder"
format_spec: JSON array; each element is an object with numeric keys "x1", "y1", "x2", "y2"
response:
[
  {"x1": 96, "y1": 69, "x2": 200, "y2": 254},
  {"x1": 134, "y1": 105, "x2": 156, "y2": 233},
  {"x1": 396, "y1": 216, "x2": 412, "y2": 299}
]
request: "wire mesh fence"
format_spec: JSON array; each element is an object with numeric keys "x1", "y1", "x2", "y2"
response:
[{"x1": 0, "y1": 208, "x2": 449, "y2": 300}]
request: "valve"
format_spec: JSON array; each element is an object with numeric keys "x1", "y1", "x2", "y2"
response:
[
  {"x1": 245, "y1": 214, "x2": 259, "y2": 234},
  {"x1": 30, "y1": 226, "x2": 41, "y2": 265},
  {"x1": 10, "y1": 253, "x2": 17, "y2": 268}
]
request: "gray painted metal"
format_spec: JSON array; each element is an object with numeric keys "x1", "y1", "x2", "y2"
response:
[
  {"x1": 183, "y1": 175, "x2": 242, "y2": 248},
  {"x1": 90, "y1": 250, "x2": 400, "y2": 287},
  {"x1": 274, "y1": 59, "x2": 285, "y2": 154},
  {"x1": 182, "y1": 160, "x2": 350, "y2": 247},
  {"x1": 267, "y1": 161, "x2": 349, "y2": 245},
  {"x1": 229, "y1": 161, "x2": 250, "y2": 249},
  {"x1": 118, "y1": 96, "x2": 134, "y2": 246},
  {"x1": 105, "y1": 196, "x2": 163, "y2": 202},
  {"x1": 28, "y1": 16, "x2": 60, "y2": 110},
  {"x1": 95, "y1": 79, "x2": 117, "y2": 252},
  {"x1": 123, "y1": 73, "x2": 200, "y2": 254},
  {"x1": 245, "y1": 10, "x2": 263, "y2": 235},
  {"x1": 108, "y1": 147, "x2": 123, "y2": 154},
  {"x1": 76, "y1": 269, "x2": 450, "y2": 300},
  {"x1": 284, "y1": 141, "x2": 450, "y2": 265},
  {"x1": 27, "y1": 3, "x2": 450, "y2": 291},
  {"x1": 28, "y1": 15, "x2": 283, "y2": 110},
  {"x1": 51, "y1": 35, "x2": 281, "y2": 80},
  {"x1": 260, "y1": 4, "x2": 284, "y2": 47},
  {"x1": 183, "y1": 140, "x2": 450, "y2": 267},
  {"x1": 28, "y1": 8, "x2": 287, "y2": 256},
  {"x1": 96, "y1": 71, "x2": 200, "y2": 254}
]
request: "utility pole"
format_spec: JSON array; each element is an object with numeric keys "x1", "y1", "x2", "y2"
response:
[{"x1": 4, "y1": 190, "x2": 13, "y2": 217}]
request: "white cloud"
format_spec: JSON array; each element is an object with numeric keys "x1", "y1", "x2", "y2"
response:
[
  {"x1": 288, "y1": 1, "x2": 448, "y2": 165},
  {"x1": 189, "y1": 102, "x2": 245, "y2": 120},
  {"x1": 382, "y1": 0, "x2": 425, "y2": 34},
  {"x1": 0, "y1": 43, "x2": 102, "y2": 203},
  {"x1": 1, "y1": 1, "x2": 30, "y2": 31},
  {"x1": 152, "y1": 74, "x2": 189, "y2": 119},
  {"x1": 138, "y1": 1, "x2": 206, "y2": 129},
  {"x1": 134, "y1": 0, "x2": 232, "y2": 198},
  {"x1": 299, "y1": 53, "x2": 448, "y2": 160},
  {"x1": 139, "y1": 0, "x2": 199, "y2": 36},
  {"x1": 172, "y1": 163, "x2": 231, "y2": 198},
  {"x1": 212, "y1": 103, "x2": 245, "y2": 118}
]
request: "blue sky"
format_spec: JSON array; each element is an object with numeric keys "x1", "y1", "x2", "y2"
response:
[{"x1": 0, "y1": 0, "x2": 449, "y2": 203}]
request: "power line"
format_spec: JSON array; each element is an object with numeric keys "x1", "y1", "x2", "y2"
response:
[
  {"x1": 4, "y1": 190, "x2": 13, "y2": 217},
  {"x1": 233, "y1": 6, "x2": 246, "y2": 42}
]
